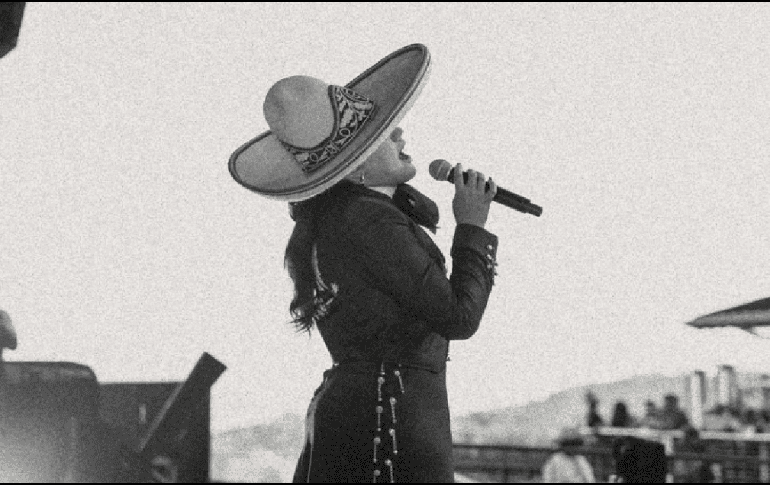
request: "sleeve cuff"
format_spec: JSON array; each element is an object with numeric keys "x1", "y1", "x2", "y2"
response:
[{"x1": 452, "y1": 224, "x2": 499, "y2": 274}]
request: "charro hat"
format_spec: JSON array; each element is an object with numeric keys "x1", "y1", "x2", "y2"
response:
[{"x1": 228, "y1": 44, "x2": 431, "y2": 202}]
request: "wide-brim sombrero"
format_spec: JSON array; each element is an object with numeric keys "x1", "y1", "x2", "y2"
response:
[{"x1": 228, "y1": 43, "x2": 431, "y2": 202}]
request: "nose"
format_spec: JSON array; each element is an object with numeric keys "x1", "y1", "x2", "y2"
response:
[{"x1": 391, "y1": 127, "x2": 403, "y2": 142}]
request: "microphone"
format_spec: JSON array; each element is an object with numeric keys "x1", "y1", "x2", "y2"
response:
[{"x1": 428, "y1": 159, "x2": 543, "y2": 217}]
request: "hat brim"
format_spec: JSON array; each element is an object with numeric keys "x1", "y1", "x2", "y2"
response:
[
  {"x1": 229, "y1": 44, "x2": 431, "y2": 201},
  {"x1": 559, "y1": 438, "x2": 584, "y2": 448}
]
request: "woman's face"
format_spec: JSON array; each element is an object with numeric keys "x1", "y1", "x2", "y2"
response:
[{"x1": 351, "y1": 127, "x2": 417, "y2": 186}]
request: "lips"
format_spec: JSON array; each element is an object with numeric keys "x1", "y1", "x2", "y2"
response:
[{"x1": 398, "y1": 141, "x2": 410, "y2": 162}]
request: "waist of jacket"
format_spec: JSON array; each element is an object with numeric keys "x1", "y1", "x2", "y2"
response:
[{"x1": 330, "y1": 359, "x2": 445, "y2": 375}]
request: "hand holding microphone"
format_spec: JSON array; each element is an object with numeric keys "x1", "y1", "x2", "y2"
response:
[
  {"x1": 447, "y1": 163, "x2": 497, "y2": 228},
  {"x1": 429, "y1": 159, "x2": 543, "y2": 218}
]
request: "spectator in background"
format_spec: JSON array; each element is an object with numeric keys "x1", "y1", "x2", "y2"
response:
[
  {"x1": 703, "y1": 405, "x2": 742, "y2": 432},
  {"x1": 759, "y1": 410, "x2": 770, "y2": 433},
  {"x1": 542, "y1": 428, "x2": 597, "y2": 483},
  {"x1": 611, "y1": 436, "x2": 667, "y2": 483},
  {"x1": 611, "y1": 401, "x2": 636, "y2": 428},
  {"x1": 658, "y1": 394, "x2": 689, "y2": 430},
  {"x1": 729, "y1": 406, "x2": 743, "y2": 429},
  {"x1": 742, "y1": 408, "x2": 759, "y2": 434},
  {"x1": 674, "y1": 427, "x2": 714, "y2": 483},
  {"x1": 638, "y1": 400, "x2": 663, "y2": 429},
  {"x1": 586, "y1": 391, "x2": 604, "y2": 428}
]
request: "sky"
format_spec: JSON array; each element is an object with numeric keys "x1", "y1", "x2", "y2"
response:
[{"x1": 2, "y1": 3, "x2": 770, "y2": 433}]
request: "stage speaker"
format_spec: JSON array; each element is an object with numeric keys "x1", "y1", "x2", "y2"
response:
[
  {"x1": 0, "y1": 361, "x2": 101, "y2": 482},
  {"x1": 0, "y1": 2, "x2": 26, "y2": 60},
  {"x1": 98, "y1": 382, "x2": 212, "y2": 483}
]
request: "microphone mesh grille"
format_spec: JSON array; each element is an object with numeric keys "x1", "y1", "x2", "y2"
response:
[{"x1": 429, "y1": 159, "x2": 451, "y2": 181}]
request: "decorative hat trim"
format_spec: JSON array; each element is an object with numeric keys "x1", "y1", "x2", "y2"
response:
[
  {"x1": 280, "y1": 85, "x2": 376, "y2": 173},
  {"x1": 228, "y1": 43, "x2": 431, "y2": 202}
]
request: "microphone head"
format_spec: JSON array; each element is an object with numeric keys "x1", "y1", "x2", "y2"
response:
[{"x1": 428, "y1": 159, "x2": 452, "y2": 181}]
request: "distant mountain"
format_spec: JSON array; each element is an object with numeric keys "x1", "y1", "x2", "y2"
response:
[
  {"x1": 212, "y1": 413, "x2": 305, "y2": 482},
  {"x1": 209, "y1": 372, "x2": 700, "y2": 482},
  {"x1": 451, "y1": 373, "x2": 689, "y2": 447}
]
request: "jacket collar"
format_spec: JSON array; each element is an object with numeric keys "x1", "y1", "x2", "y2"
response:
[{"x1": 336, "y1": 181, "x2": 440, "y2": 234}]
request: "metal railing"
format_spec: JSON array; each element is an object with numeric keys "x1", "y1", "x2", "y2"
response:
[{"x1": 453, "y1": 426, "x2": 770, "y2": 483}]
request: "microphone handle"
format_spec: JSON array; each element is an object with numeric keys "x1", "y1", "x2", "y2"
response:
[
  {"x1": 496, "y1": 187, "x2": 543, "y2": 217},
  {"x1": 448, "y1": 169, "x2": 543, "y2": 217}
]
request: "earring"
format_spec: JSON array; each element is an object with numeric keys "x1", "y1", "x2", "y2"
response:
[{"x1": 359, "y1": 172, "x2": 366, "y2": 185}]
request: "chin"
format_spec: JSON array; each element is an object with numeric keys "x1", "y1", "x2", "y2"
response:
[
  {"x1": 398, "y1": 174, "x2": 416, "y2": 186},
  {"x1": 402, "y1": 165, "x2": 417, "y2": 182}
]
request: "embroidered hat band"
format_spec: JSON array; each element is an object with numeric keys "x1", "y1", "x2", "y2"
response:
[{"x1": 280, "y1": 85, "x2": 376, "y2": 174}]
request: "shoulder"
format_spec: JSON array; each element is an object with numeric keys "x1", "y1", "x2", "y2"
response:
[
  {"x1": 575, "y1": 455, "x2": 591, "y2": 465},
  {"x1": 546, "y1": 452, "x2": 568, "y2": 464},
  {"x1": 543, "y1": 452, "x2": 568, "y2": 473}
]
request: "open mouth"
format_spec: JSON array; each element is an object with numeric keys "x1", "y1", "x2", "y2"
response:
[{"x1": 399, "y1": 150, "x2": 411, "y2": 162}]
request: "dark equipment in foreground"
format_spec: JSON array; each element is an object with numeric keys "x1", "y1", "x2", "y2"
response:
[
  {"x1": 132, "y1": 352, "x2": 227, "y2": 482},
  {"x1": 0, "y1": 312, "x2": 226, "y2": 482},
  {"x1": 0, "y1": 2, "x2": 26, "y2": 60}
]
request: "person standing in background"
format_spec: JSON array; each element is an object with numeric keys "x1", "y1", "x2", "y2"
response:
[
  {"x1": 586, "y1": 391, "x2": 604, "y2": 428},
  {"x1": 542, "y1": 428, "x2": 597, "y2": 483},
  {"x1": 610, "y1": 401, "x2": 636, "y2": 428},
  {"x1": 658, "y1": 394, "x2": 689, "y2": 430},
  {"x1": 638, "y1": 400, "x2": 663, "y2": 429}
]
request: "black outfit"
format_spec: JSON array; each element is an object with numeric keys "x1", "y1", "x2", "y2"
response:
[
  {"x1": 613, "y1": 436, "x2": 668, "y2": 483},
  {"x1": 291, "y1": 182, "x2": 498, "y2": 483}
]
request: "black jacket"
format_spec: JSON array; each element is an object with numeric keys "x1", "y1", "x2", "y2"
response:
[{"x1": 312, "y1": 182, "x2": 499, "y2": 373}]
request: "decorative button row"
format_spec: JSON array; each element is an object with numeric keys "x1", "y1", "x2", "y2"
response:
[
  {"x1": 373, "y1": 364, "x2": 402, "y2": 483},
  {"x1": 373, "y1": 460, "x2": 394, "y2": 483},
  {"x1": 485, "y1": 246, "x2": 498, "y2": 275}
]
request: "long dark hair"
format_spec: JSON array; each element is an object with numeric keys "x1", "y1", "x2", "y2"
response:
[
  {"x1": 283, "y1": 182, "x2": 350, "y2": 334},
  {"x1": 284, "y1": 215, "x2": 317, "y2": 334}
]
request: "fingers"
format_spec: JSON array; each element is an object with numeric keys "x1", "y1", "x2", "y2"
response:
[
  {"x1": 454, "y1": 163, "x2": 495, "y2": 196},
  {"x1": 475, "y1": 171, "x2": 486, "y2": 191},
  {"x1": 464, "y1": 168, "x2": 483, "y2": 190},
  {"x1": 466, "y1": 169, "x2": 478, "y2": 190},
  {"x1": 453, "y1": 163, "x2": 464, "y2": 190},
  {"x1": 486, "y1": 177, "x2": 498, "y2": 201}
]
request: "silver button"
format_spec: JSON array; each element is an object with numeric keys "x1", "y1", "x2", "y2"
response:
[{"x1": 486, "y1": 244, "x2": 493, "y2": 250}]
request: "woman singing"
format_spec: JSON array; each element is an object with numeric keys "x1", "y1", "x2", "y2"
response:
[{"x1": 229, "y1": 44, "x2": 500, "y2": 483}]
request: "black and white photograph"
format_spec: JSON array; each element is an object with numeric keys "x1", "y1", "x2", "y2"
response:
[{"x1": 2, "y1": 2, "x2": 770, "y2": 483}]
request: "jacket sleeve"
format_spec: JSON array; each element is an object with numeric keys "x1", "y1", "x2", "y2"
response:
[{"x1": 346, "y1": 199, "x2": 498, "y2": 340}]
